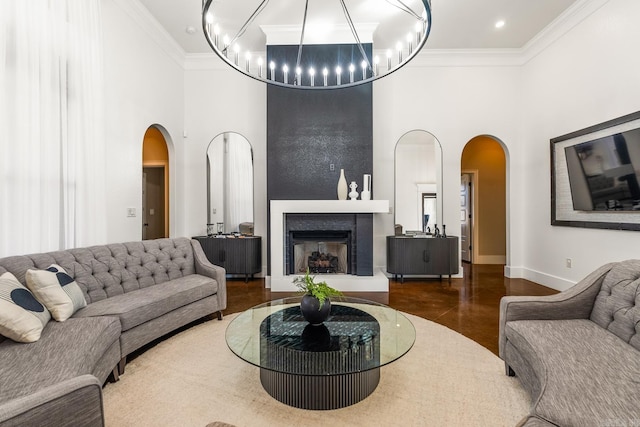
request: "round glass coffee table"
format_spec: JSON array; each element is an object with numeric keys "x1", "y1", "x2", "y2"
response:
[{"x1": 226, "y1": 296, "x2": 415, "y2": 410}]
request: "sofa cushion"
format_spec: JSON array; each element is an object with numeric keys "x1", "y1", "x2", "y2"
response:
[
  {"x1": 506, "y1": 319, "x2": 640, "y2": 427},
  {"x1": 0, "y1": 316, "x2": 120, "y2": 403},
  {"x1": 590, "y1": 259, "x2": 640, "y2": 351},
  {"x1": 72, "y1": 274, "x2": 217, "y2": 331},
  {"x1": 25, "y1": 264, "x2": 87, "y2": 321},
  {"x1": 0, "y1": 272, "x2": 51, "y2": 343}
]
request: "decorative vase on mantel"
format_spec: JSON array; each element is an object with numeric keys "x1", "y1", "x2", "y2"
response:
[{"x1": 337, "y1": 168, "x2": 348, "y2": 200}]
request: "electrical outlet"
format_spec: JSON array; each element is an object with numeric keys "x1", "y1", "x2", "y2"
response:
[
  {"x1": 330, "y1": 163, "x2": 335, "y2": 171},
  {"x1": 127, "y1": 208, "x2": 136, "y2": 218},
  {"x1": 565, "y1": 258, "x2": 572, "y2": 268}
]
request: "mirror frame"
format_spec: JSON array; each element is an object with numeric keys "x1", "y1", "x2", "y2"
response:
[
  {"x1": 206, "y1": 132, "x2": 255, "y2": 234},
  {"x1": 393, "y1": 129, "x2": 443, "y2": 234}
]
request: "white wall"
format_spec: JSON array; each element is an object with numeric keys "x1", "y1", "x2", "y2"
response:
[
  {"x1": 182, "y1": 63, "x2": 267, "y2": 271},
  {"x1": 101, "y1": 0, "x2": 184, "y2": 243},
  {"x1": 517, "y1": 0, "x2": 640, "y2": 289}
]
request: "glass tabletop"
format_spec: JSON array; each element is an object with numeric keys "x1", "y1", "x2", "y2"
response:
[{"x1": 225, "y1": 296, "x2": 416, "y2": 375}]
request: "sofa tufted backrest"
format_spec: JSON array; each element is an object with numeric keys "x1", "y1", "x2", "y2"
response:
[
  {"x1": 0, "y1": 238, "x2": 196, "y2": 305},
  {"x1": 590, "y1": 259, "x2": 640, "y2": 351}
]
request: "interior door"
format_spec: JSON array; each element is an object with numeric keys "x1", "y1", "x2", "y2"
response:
[
  {"x1": 461, "y1": 173, "x2": 472, "y2": 263},
  {"x1": 143, "y1": 166, "x2": 166, "y2": 240}
]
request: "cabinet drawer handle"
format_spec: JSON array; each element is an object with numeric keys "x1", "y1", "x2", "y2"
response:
[{"x1": 423, "y1": 250, "x2": 430, "y2": 263}]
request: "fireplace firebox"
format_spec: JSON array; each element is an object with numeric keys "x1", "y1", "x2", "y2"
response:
[
  {"x1": 283, "y1": 213, "x2": 372, "y2": 277},
  {"x1": 289, "y1": 230, "x2": 351, "y2": 274}
]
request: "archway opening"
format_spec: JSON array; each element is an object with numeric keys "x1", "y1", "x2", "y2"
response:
[
  {"x1": 142, "y1": 126, "x2": 170, "y2": 239},
  {"x1": 460, "y1": 136, "x2": 506, "y2": 265}
]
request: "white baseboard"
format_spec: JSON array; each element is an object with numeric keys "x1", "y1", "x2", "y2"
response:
[
  {"x1": 474, "y1": 255, "x2": 506, "y2": 265},
  {"x1": 504, "y1": 265, "x2": 575, "y2": 291}
]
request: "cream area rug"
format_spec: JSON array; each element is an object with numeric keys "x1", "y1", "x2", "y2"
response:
[{"x1": 103, "y1": 313, "x2": 530, "y2": 426}]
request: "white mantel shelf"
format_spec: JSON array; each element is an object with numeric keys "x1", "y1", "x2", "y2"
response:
[
  {"x1": 270, "y1": 199, "x2": 390, "y2": 214},
  {"x1": 268, "y1": 199, "x2": 390, "y2": 292}
]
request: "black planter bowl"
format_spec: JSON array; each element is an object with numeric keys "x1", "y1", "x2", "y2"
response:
[{"x1": 300, "y1": 294, "x2": 331, "y2": 325}]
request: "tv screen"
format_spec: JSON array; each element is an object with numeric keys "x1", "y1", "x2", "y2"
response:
[{"x1": 565, "y1": 127, "x2": 640, "y2": 211}]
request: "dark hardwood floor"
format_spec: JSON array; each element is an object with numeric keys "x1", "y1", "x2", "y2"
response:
[{"x1": 225, "y1": 263, "x2": 557, "y2": 355}]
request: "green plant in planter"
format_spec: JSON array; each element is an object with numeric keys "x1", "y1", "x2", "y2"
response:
[{"x1": 293, "y1": 268, "x2": 343, "y2": 309}]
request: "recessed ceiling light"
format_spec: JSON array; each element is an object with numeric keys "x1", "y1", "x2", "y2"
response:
[
  {"x1": 185, "y1": 25, "x2": 197, "y2": 35},
  {"x1": 495, "y1": 20, "x2": 505, "y2": 29}
]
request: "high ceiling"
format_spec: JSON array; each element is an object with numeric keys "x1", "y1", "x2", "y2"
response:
[{"x1": 139, "y1": 0, "x2": 579, "y2": 54}]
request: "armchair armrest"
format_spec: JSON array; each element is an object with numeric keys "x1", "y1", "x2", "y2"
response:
[
  {"x1": 191, "y1": 240, "x2": 227, "y2": 312},
  {"x1": 498, "y1": 262, "x2": 614, "y2": 359},
  {"x1": 0, "y1": 375, "x2": 103, "y2": 427}
]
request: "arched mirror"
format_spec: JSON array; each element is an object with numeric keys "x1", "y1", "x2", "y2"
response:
[
  {"x1": 394, "y1": 130, "x2": 443, "y2": 235},
  {"x1": 207, "y1": 132, "x2": 254, "y2": 235}
]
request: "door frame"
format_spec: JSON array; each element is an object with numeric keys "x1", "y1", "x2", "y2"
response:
[{"x1": 461, "y1": 169, "x2": 479, "y2": 264}]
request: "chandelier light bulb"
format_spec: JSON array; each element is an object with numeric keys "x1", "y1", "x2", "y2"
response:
[
  {"x1": 361, "y1": 60, "x2": 367, "y2": 80},
  {"x1": 245, "y1": 51, "x2": 251, "y2": 72},
  {"x1": 336, "y1": 66, "x2": 342, "y2": 85},
  {"x1": 309, "y1": 67, "x2": 316, "y2": 87},
  {"x1": 269, "y1": 61, "x2": 276, "y2": 81},
  {"x1": 373, "y1": 56, "x2": 380, "y2": 76},
  {"x1": 386, "y1": 49, "x2": 392, "y2": 70},
  {"x1": 406, "y1": 33, "x2": 413, "y2": 54},
  {"x1": 322, "y1": 67, "x2": 329, "y2": 86},
  {"x1": 233, "y1": 44, "x2": 240, "y2": 65},
  {"x1": 295, "y1": 67, "x2": 302, "y2": 85},
  {"x1": 257, "y1": 57, "x2": 263, "y2": 78},
  {"x1": 214, "y1": 24, "x2": 220, "y2": 35},
  {"x1": 396, "y1": 41, "x2": 403, "y2": 64},
  {"x1": 349, "y1": 63, "x2": 355, "y2": 83},
  {"x1": 282, "y1": 64, "x2": 289, "y2": 84},
  {"x1": 205, "y1": 13, "x2": 214, "y2": 24}
]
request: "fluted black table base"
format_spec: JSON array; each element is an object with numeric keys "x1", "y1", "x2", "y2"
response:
[{"x1": 260, "y1": 366, "x2": 380, "y2": 410}]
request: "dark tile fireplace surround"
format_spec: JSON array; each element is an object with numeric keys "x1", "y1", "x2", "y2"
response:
[{"x1": 266, "y1": 44, "x2": 373, "y2": 277}]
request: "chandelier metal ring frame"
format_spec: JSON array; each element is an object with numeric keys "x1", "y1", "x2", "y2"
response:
[{"x1": 202, "y1": 0, "x2": 432, "y2": 90}]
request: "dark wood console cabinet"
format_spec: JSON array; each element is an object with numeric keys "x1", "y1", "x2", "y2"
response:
[
  {"x1": 386, "y1": 236, "x2": 459, "y2": 282},
  {"x1": 194, "y1": 236, "x2": 262, "y2": 282}
]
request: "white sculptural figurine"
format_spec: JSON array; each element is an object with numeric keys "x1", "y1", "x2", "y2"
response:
[{"x1": 348, "y1": 181, "x2": 359, "y2": 200}]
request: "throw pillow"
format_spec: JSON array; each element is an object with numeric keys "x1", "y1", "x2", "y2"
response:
[
  {"x1": 0, "y1": 272, "x2": 51, "y2": 342},
  {"x1": 25, "y1": 264, "x2": 87, "y2": 322}
]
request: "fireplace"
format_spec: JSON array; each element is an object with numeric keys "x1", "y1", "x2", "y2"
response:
[
  {"x1": 289, "y1": 230, "x2": 351, "y2": 274},
  {"x1": 284, "y1": 213, "x2": 365, "y2": 276},
  {"x1": 268, "y1": 200, "x2": 390, "y2": 292}
]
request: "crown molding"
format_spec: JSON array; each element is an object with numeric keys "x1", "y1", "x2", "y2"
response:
[
  {"x1": 519, "y1": 0, "x2": 610, "y2": 64},
  {"x1": 111, "y1": 0, "x2": 185, "y2": 68},
  {"x1": 181, "y1": 0, "x2": 609, "y2": 71}
]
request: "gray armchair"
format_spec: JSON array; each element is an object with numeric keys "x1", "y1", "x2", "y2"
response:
[{"x1": 499, "y1": 260, "x2": 640, "y2": 426}]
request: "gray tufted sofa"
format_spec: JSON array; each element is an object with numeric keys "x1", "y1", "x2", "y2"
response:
[
  {"x1": 499, "y1": 260, "x2": 640, "y2": 426},
  {"x1": 0, "y1": 237, "x2": 226, "y2": 426}
]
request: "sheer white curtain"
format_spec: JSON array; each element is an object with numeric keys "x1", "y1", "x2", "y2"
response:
[
  {"x1": 0, "y1": 0, "x2": 106, "y2": 257},
  {"x1": 224, "y1": 135, "x2": 253, "y2": 233}
]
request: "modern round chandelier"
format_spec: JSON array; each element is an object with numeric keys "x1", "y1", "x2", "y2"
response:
[{"x1": 201, "y1": 0, "x2": 432, "y2": 90}]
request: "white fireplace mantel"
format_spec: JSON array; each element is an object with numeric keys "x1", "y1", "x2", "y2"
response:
[{"x1": 268, "y1": 200, "x2": 390, "y2": 292}]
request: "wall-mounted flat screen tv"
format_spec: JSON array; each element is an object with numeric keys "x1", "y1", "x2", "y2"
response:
[{"x1": 565, "y1": 127, "x2": 640, "y2": 211}]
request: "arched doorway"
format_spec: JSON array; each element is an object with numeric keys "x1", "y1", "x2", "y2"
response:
[
  {"x1": 460, "y1": 136, "x2": 507, "y2": 264},
  {"x1": 142, "y1": 126, "x2": 170, "y2": 240}
]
